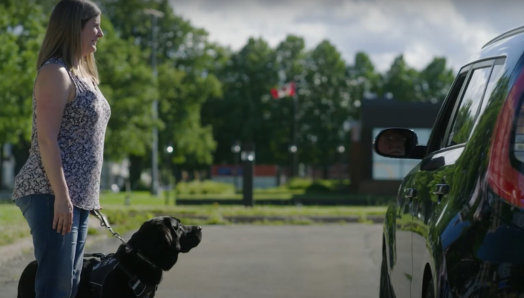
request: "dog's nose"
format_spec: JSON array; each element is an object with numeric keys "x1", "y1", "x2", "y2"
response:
[{"x1": 196, "y1": 226, "x2": 202, "y2": 231}]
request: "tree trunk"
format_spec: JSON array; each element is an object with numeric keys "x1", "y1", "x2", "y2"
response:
[
  {"x1": 322, "y1": 163, "x2": 329, "y2": 179},
  {"x1": 12, "y1": 137, "x2": 30, "y2": 176},
  {"x1": 129, "y1": 154, "x2": 144, "y2": 190}
]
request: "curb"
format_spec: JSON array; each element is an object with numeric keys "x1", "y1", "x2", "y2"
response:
[{"x1": 223, "y1": 215, "x2": 385, "y2": 224}]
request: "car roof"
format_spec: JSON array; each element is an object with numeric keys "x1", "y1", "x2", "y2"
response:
[
  {"x1": 467, "y1": 25, "x2": 524, "y2": 72},
  {"x1": 483, "y1": 25, "x2": 524, "y2": 49}
]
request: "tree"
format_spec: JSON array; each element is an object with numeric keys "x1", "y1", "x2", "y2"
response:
[
  {"x1": 99, "y1": 0, "x2": 225, "y2": 182},
  {"x1": 419, "y1": 57, "x2": 455, "y2": 102},
  {"x1": 299, "y1": 40, "x2": 349, "y2": 177},
  {"x1": 0, "y1": 0, "x2": 46, "y2": 176},
  {"x1": 202, "y1": 37, "x2": 279, "y2": 164},
  {"x1": 269, "y1": 35, "x2": 306, "y2": 165},
  {"x1": 95, "y1": 15, "x2": 157, "y2": 161},
  {"x1": 346, "y1": 52, "x2": 381, "y2": 118},
  {"x1": 380, "y1": 54, "x2": 420, "y2": 101}
]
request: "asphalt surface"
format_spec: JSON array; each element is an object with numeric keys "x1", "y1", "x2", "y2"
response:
[{"x1": 0, "y1": 224, "x2": 382, "y2": 298}]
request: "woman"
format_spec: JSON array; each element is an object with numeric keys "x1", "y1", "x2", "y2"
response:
[{"x1": 12, "y1": 0, "x2": 110, "y2": 297}]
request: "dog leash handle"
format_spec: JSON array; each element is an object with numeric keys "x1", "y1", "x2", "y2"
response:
[
  {"x1": 93, "y1": 209, "x2": 111, "y2": 228},
  {"x1": 92, "y1": 209, "x2": 128, "y2": 245}
]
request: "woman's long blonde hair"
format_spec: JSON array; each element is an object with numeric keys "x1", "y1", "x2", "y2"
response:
[{"x1": 37, "y1": 0, "x2": 101, "y2": 84}]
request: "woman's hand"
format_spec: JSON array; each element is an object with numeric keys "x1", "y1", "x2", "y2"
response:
[{"x1": 53, "y1": 196, "x2": 73, "y2": 235}]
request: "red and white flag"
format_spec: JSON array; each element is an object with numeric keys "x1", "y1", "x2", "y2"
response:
[{"x1": 270, "y1": 82, "x2": 296, "y2": 99}]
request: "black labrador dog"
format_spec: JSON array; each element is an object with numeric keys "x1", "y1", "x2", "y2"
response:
[{"x1": 18, "y1": 216, "x2": 202, "y2": 298}]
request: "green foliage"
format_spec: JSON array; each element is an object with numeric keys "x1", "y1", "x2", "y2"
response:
[
  {"x1": 299, "y1": 40, "x2": 351, "y2": 167},
  {"x1": 286, "y1": 178, "x2": 314, "y2": 190},
  {"x1": 175, "y1": 180, "x2": 235, "y2": 195},
  {"x1": 87, "y1": 227, "x2": 100, "y2": 235},
  {"x1": 96, "y1": 15, "x2": 157, "y2": 160},
  {"x1": 0, "y1": 1, "x2": 45, "y2": 144},
  {"x1": 346, "y1": 52, "x2": 381, "y2": 118},
  {"x1": 100, "y1": 0, "x2": 224, "y2": 170},
  {"x1": 0, "y1": 204, "x2": 29, "y2": 245},
  {"x1": 285, "y1": 178, "x2": 350, "y2": 193},
  {"x1": 208, "y1": 37, "x2": 279, "y2": 164},
  {"x1": 419, "y1": 57, "x2": 455, "y2": 102},
  {"x1": 1, "y1": 0, "x2": 459, "y2": 185},
  {"x1": 378, "y1": 55, "x2": 455, "y2": 103},
  {"x1": 379, "y1": 55, "x2": 420, "y2": 101}
]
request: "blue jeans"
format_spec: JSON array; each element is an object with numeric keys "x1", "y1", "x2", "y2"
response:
[{"x1": 15, "y1": 194, "x2": 89, "y2": 298}]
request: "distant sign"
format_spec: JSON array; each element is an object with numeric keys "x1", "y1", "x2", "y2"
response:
[
  {"x1": 216, "y1": 167, "x2": 243, "y2": 176},
  {"x1": 212, "y1": 165, "x2": 277, "y2": 177}
]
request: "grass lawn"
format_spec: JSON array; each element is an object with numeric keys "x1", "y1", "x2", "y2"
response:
[
  {"x1": 101, "y1": 190, "x2": 392, "y2": 203},
  {"x1": 0, "y1": 191, "x2": 388, "y2": 247},
  {"x1": 0, "y1": 202, "x2": 30, "y2": 246},
  {"x1": 102, "y1": 190, "x2": 296, "y2": 201}
]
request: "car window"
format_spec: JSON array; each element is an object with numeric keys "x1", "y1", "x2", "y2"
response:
[
  {"x1": 468, "y1": 62, "x2": 505, "y2": 139},
  {"x1": 426, "y1": 71, "x2": 468, "y2": 153},
  {"x1": 446, "y1": 66, "x2": 492, "y2": 146}
]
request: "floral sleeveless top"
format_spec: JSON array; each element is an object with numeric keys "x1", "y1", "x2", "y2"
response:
[{"x1": 12, "y1": 57, "x2": 111, "y2": 210}]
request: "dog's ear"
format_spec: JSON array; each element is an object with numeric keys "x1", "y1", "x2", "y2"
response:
[{"x1": 164, "y1": 217, "x2": 182, "y2": 252}]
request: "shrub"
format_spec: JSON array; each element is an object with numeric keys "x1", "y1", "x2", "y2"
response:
[
  {"x1": 286, "y1": 178, "x2": 350, "y2": 193},
  {"x1": 175, "y1": 180, "x2": 235, "y2": 195},
  {"x1": 286, "y1": 178, "x2": 313, "y2": 190}
]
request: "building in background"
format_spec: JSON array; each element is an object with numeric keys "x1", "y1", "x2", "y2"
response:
[
  {"x1": 350, "y1": 96, "x2": 442, "y2": 195},
  {"x1": 211, "y1": 165, "x2": 279, "y2": 189}
]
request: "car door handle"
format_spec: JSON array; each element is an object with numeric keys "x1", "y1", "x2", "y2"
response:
[
  {"x1": 433, "y1": 184, "x2": 449, "y2": 203},
  {"x1": 406, "y1": 188, "x2": 417, "y2": 200}
]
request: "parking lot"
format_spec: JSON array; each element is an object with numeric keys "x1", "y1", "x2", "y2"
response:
[{"x1": 0, "y1": 224, "x2": 382, "y2": 298}]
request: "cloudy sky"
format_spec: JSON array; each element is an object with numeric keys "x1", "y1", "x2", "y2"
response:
[{"x1": 169, "y1": 0, "x2": 524, "y2": 73}]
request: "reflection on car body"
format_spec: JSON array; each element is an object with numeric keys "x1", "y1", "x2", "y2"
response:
[{"x1": 376, "y1": 25, "x2": 524, "y2": 298}]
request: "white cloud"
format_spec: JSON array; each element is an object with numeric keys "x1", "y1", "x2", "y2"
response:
[{"x1": 170, "y1": 0, "x2": 522, "y2": 72}]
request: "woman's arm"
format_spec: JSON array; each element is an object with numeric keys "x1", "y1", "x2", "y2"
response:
[{"x1": 34, "y1": 64, "x2": 75, "y2": 236}]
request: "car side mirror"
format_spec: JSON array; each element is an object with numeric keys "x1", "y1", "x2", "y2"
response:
[{"x1": 374, "y1": 128, "x2": 419, "y2": 158}]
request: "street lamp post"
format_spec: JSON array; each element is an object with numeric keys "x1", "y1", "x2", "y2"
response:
[
  {"x1": 289, "y1": 144, "x2": 297, "y2": 178},
  {"x1": 291, "y1": 93, "x2": 298, "y2": 178},
  {"x1": 241, "y1": 143, "x2": 255, "y2": 207},
  {"x1": 144, "y1": 8, "x2": 165, "y2": 196},
  {"x1": 337, "y1": 145, "x2": 345, "y2": 184},
  {"x1": 165, "y1": 145, "x2": 174, "y2": 205},
  {"x1": 231, "y1": 141, "x2": 241, "y2": 193}
]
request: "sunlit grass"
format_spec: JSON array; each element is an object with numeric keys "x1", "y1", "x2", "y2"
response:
[
  {"x1": 0, "y1": 193, "x2": 387, "y2": 246},
  {"x1": 0, "y1": 203, "x2": 30, "y2": 246}
]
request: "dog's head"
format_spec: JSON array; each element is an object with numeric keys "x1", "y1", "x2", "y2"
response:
[{"x1": 126, "y1": 216, "x2": 202, "y2": 271}]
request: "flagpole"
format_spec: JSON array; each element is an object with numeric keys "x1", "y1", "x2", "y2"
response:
[{"x1": 273, "y1": 56, "x2": 298, "y2": 179}]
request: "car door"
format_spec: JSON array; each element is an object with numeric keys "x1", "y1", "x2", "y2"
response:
[
  {"x1": 385, "y1": 65, "x2": 468, "y2": 298},
  {"x1": 409, "y1": 58, "x2": 505, "y2": 298},
  {"x1": 388, "y1": 170, "x2": 416, "y2": 298}
]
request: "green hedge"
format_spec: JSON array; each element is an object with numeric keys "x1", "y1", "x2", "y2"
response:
[
  {"x1": 175, "y1": 180, "x2": 235, "y2": 195},
  {"x1": 286, "y1": 178, "x2": 350, "y2": 193}
]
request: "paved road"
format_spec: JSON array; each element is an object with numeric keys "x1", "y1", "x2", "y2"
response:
[{"x1": 0, "y1": 224, "x2": 382, "y2": 298}]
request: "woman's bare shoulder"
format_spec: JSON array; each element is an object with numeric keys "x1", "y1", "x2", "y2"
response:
[{"x1": 35, "y1": 63, "x2": 74, "y2": 103}]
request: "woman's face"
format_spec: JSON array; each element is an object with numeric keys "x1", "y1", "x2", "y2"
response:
[{"x1": 81, "y1": 15, "x2": 104, "y2": 57}]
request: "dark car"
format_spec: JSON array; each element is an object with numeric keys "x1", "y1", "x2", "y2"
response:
[{"x1": 376, "y1": 25, "x2": 524, "y2": 298}]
